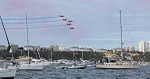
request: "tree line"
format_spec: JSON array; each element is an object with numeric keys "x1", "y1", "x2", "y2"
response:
[{"x1": 0, "y1": 49, "x2": 150, "y2": 61}]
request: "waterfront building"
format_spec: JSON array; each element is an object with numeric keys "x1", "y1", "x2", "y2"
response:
[
  {"x1": 59, "y1": 46, "x2": 93, "y2": 52},
  {"x1": 33, "y1": 45, "x2": 41, "y2": 51},
  {"x1": 124, "y1": 46, "x2": 134, "y2": 52},
  {"x1": 145, "y1": 41, "x2": 150, "y2": 52},
  {"x1": 79, "y1": 47, "x2": 93, "y2": 52},
  {"x1": 53, "y1": 45, "x2": 59, "y2": 51},
  {"x1": 112, "y1": 48, "x2": 123, "y2": 53},
  {"x1": 59, "y1": 46, "x2": 71, "y2": 51},
  {"x1": 10, "y1": 43, "x2": 18, "y2": 50},
  {"x1": 0, "y1": 45, "x2": 5, "y2": 50},
  {"x1": 78, "y1": 47, "x2": 86, "y2": 51},
  {"x1": 137, "y1": 41, "x2": 150, "y2": 52},
  {"x1": 70, "y1": 46, "x2": 79, "y2": 51},
  {"x1": 93, "y1": 48, "x2": 108, "y2": 52},
  {"x1": 138, "y1": 41, "x2": 145, "y2": 52},
  {"x1": 24, "y1": 45, "x2": 34, "y2": 51}
]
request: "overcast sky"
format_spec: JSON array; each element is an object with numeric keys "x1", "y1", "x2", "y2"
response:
[{"x1": 0, "y1": 0, "x2": 150, "y2": 50}]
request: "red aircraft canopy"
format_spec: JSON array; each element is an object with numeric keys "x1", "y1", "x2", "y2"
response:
[
  {"x1": 63, "y1": 18, "x2": 67, "y2": 21},
  {"x1": 69, "y1": 27, "x2": 74, "y2": 30},
  {"x1": 67, "y1": 23, "x2": 72, "y2": 26},
  {"x1": 68, "y1": 20, "x2": 73, "y2": 22},
  {"x1": 59, "y1": 15, "x2": 64, "y2": 17}
]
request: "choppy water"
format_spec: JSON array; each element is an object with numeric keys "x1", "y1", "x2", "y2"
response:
[{"x1": 15, "y1": 65, "x2": 150, "y2": 79}]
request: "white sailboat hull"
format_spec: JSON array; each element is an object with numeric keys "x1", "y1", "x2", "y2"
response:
[
  {"x1": 33, "y1": 62, "x2": 52, "y2": 66},
  {"x1": 17, "y1": 63, "x2": 43, "y2": 71},
  {"x1": 42, "y1": 61, "x2": 56, "y2": 66},
  {"x1": 95, "y1": 64, "x2": 140, "y2": 69},
  {"x1": 0, "y1": 67, "x2": 17, "y2": 78}
]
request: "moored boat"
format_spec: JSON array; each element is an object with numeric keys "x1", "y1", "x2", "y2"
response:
[
  {"x1": 95, "y1": 59, "x2": 140, "y2": 69},
  {"x1": 67, "y1": 63, "x2": 86, "y2": 69},
  {"x1": 0, "y1": 66, "x2": 17, "y2": 79},
  {"x1": 95, "y1": 10, "x2": 141, "y2": 69},
  {"x1": 54, "y1": 66, "x2": 68, "y2": 69},
  {"x1": 0, "y1": 16, "x2": 17, "y2": 79}
]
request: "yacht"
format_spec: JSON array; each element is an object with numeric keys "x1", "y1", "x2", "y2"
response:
[
  {"x1": 95, "y1": 10, "x2": 141, "y2": 69},
  {"x1": 17, "y1": 14, "x2": 43, "y2": 71},
  {"x1": 95, "y1": 57, "x2": 140, "y2": 69},
  {"x1": 67, "y1": 63, "x2": 86, "y2": 69},
  {"x1": 0, "y1": 16, "x2": 17, "y2": 78},
  {"x1": 0, "y1": 67, "x2": 16, "y2": 79}
]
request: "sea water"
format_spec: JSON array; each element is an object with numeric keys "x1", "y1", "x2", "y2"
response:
[{"x1": 14, "y1": 65, "x2": 150, "y2": 79}]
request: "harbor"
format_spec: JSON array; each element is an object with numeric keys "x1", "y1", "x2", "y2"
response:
[
  {"x1": 14, "y1": 64, "x2": 150, "y2": 79},
  {"x1": 0, "y1": 58, "x2": 149, "y2": 79},
  {"x1": 0, "y1": 0, "x2": 150, "y2": 79}
]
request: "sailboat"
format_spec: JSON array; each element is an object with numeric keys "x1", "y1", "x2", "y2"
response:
[
  {"x1": 17, "y1": 14, "x2": 43, "y2": 70},
  {"x1": 31, "y1": 50, "x2": 53, "y2": 66},
  {"x1": 0, "y1": 16, "x2": 17, "y2": 78},
  {"x1": 95, "y1": 10, "x2": 141, "y2": 69},
  {"x1": 0, "y1": 62, "x2": 17, "y2": 79}
]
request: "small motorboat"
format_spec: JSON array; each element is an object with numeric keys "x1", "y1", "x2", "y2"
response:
[
  {"x1": 54, "y1": 66, "x2": 67, "y2": 69},
  {"x1": 67, "y1": 63, "x2": 86, "y2": 69}
]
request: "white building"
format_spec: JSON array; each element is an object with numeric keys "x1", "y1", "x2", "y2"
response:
[
  {"x1": 70, "y1": 46, "x2": 79, "y2": 51},
  {"x1": 138, "y1": 41, "x2": 145, "y2": 52},
  {"x1": 59, "y1": 46, "x2": 93, "y2": 52},
  {"x1": 79, "y1": 47, "x2": 93, "y2": 52},
  {"x1": 10, "y1": 43, "x2": 18, "y2": 50},
  {"x1": 49, "y1": 45, "x2": 59, "y2": 51},
  {"x1": 33, "y1": 45, "x2": 41, "y2": 51},
  {"x1": 145, "y1": 41, "x2": 150, "y2": 52},
  {"x1": 128, "y1": 46, "x2": 134, "y2": 52},
  {"x1": 124, "y1": 46, "x2": 134, "y2": 52},
  {"x1": 59, "y1": 46, "x2": 71, "y2": 51},
  {"x1": 24, "y1": 45, "x2": 34, "y2": 51},
  {"x1": 112, "y1": 48, "x2": 122, "y2": 53},
  {"x1": 93, "y1": 48, "x2": 108, "y2": 52}
]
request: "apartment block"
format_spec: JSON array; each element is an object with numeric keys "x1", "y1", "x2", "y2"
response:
[
  {"x1": 138, "y1": 41, "x2": 145, "y2": 52},
  {"x1": 138, "y1": 41, "x2": 150, "y2": 52}
]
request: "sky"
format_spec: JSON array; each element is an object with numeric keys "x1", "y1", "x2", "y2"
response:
[{"x1": 0, "y1": 0, "x2": 150, "y2": 50}]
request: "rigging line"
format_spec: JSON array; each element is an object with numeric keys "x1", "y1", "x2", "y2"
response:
[
  {"x1": 121, "y1": 26, "x2": 130, "y2": 47},
  {"x1": 122, "y1": 18, "x2": 140, "y2": 62}
]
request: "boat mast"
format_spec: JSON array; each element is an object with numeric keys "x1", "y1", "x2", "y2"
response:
[
  {"x1": 73, "y1": 51, "x2": 74, "y2": 61},
  {"x1": 51, "y1": 50, "x2": 52, "y2": 62},
  {"x1": 26, "y1": 14, "x2": 30, "y2": 63},
  {"x1": 82, "y1": 51, "x2": 83, "y2": 60},
  {"x1": 0, "y1": 16, "x2": 12, "y2": 59},
  {"x1": 119, "y1": 10, "x2": 123, "y2": 60},
  {"x1": 0, "y1": 16, "x2": 10, "y2": 46}
]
